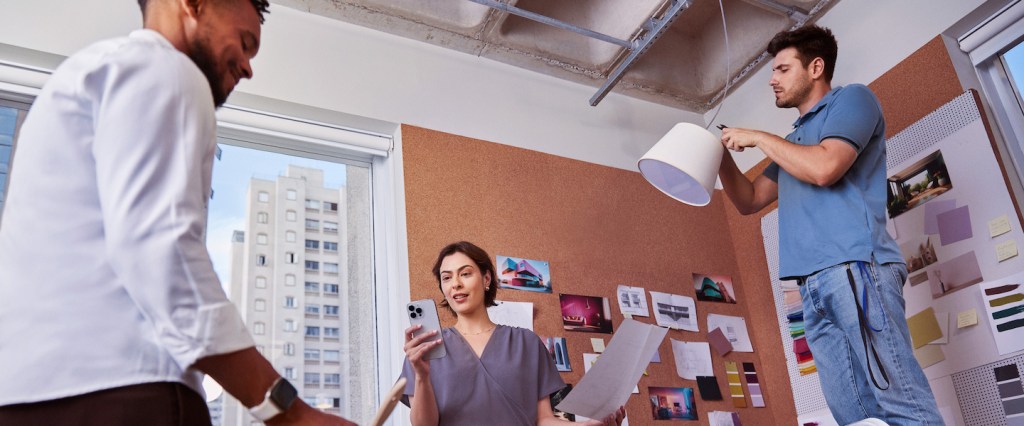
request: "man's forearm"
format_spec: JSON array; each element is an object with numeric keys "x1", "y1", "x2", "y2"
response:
[{"x1": 193, "y1": 347, "x2": 279, "y2": 407}]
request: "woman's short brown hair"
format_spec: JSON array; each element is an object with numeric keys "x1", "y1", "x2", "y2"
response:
[{"x1": 432, "y1": 241, "x2": 499, "y2": 315}]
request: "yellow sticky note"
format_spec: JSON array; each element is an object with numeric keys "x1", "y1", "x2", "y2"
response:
[
  {"x1": 989, "y1": 215, "x2": 1012, "y2": 237},
  {"x1": 996, "y1": 239, "x2": 1019, "y2": 262},
  {"x1": 591, "y1": 338, "x2": 606, "y2": 353},
  {"x1": 957, "y1": 309, "x2": 979, "y2": 328},
  {"x1": 907, "y1": 307, "x2": 943, "y2": 348}
]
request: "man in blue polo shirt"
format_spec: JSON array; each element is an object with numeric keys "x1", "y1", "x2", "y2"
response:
[{"x1": 717, "y1": 25, "x2": 942, "y2": 425}]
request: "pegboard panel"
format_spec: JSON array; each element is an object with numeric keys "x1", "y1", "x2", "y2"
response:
[
  {"x1": 952, "y1": 354, "x2": 1024, "y2": 426},
  {"x1": 886, "y1": 91, "x2": 981, "y2": 170},
  {"x1": 761, "y1": 209, "x2": 830, "y2": 415}
]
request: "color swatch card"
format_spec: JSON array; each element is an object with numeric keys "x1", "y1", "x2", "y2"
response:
[
  {"x1": 708, "y1": 327, "x2": 733, "y2": 356},
  {"x1": 696, "y1": 376, "x2": 723, "y2": 401},
  {"x1": 707, "y1": 313, "x2": 754, "y2": 352},
  {"x1": 725, "y1": 361, "x2": 746, "y2": 408},
  {"x1": 742, "y1": 362, "x2": 765, "y2": 407},
  {"x1": 907, "y1": 307, "x2": 943, "y2": 348},
  {"x1": 937, "y1": 205, "x2": 973, "y2": 246},
  {"x1": 994, "y1": 364, "x2": 1024, "y2": 425},
  {"x1": 981, "y1": 279, "x2": 1024, "y2": 355}
]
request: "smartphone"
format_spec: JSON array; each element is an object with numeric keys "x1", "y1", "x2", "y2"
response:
[{"x1": 406, "y1": 299, "x2": 447, "y2": 360}]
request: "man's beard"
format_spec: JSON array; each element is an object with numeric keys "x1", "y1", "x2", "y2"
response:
[
  {"x1": 188, "y1": 34, "x2": 230, "y2": 108},
  {"x1": 775, "y1": 77, "x2": 812, "y2": 109}
]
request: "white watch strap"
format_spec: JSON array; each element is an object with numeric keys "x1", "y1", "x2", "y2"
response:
[{"x1": 249, "y1": 379, "x2": 284, "y2": 421}]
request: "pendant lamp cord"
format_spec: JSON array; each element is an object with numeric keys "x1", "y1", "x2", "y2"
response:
[{"x1": 705, "y1": 0, "x2": 730, "y2": 130}]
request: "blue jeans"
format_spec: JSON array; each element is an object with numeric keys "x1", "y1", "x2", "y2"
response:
[{"x1": 798, "y1": 261, "x2": 943, "y2": 425}]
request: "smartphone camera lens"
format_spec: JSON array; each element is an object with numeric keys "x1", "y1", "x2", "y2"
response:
[
  {"x1": 410, "y1": 312, "x2": 418, "y2": 318},
  {"x1": 408, "y1": 305, "x2": 415, "y2": 312},
  {"x1": 415, "y1": 308, "x2": 423, "y2": 314}
]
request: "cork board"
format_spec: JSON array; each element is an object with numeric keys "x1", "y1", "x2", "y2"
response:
[{"x1": 403, "y1": 124, "x2": 797, "y2": 425}]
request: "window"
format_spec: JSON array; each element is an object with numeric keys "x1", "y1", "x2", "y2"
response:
[
  {"x1": 0, "y1": 102, "x2": 29, "y2": 219},
  {"x1": 286, "y1": 252, "x2": 297, "y2": 264},
  {"x1": 284, "y1": 367, "x2": 297, "y2": 380},
  {"x1": 305, "y1": 326, "x2": 320, "y2": 337},
  {"x1": 324, "y1": 350, "x2": 340, "y2": 363},
  {"x1": 324, "y1": 327, "x2": 340, "y2": 338},
  {"x1": 285, "y1": 274, "x2": 296, "y2": 286},
  {"x1": 256, "y1": 345, "x2": 265, "y2": 355},
  {"x1": 304, "y1": 372, "x2": 320, "y2": 386},
  {"x1": 324, "y1": 283, "x2": 339, "y2": 295},
  {"x1": 257, "y1": 212, "x2": 269, "y2": 224},
  {"x1": 323, "y1": 241, "x2": 338, "y2": 252},
  {"x1": 284, "y1": 342, "x2": 295, "y2": 356},
  {"x1": 305, "y1": 219, "x2": 319, "y2": 230},
  {"x1": 304, "y1": 349, "x2": 320, "y2": 361},
  {"x1": 257, "y1": 233, "x2": 268, "y2": 245},
  {"x1": 256, "y1": 254, "x2": 267, "y2": 266},
  {"x1": 306, "y1": 304, "x2": 320, "y2": 315},
  {"x1": 286, "y1": 231, "x2": 297, "y2": 242},
  {"x1": 206, "y1": 119, "x2": 380, "y2": 420},
  {"x1": 255, "y1": 276, "x2": 267, "y2": 289},
  {"x1": 286, "y1": 189, "x2": 297, "y2": 200},
  {"x1": 305, "y1": 239, "x2": 320, "y2": 250},
  {"x1": 324, "y1": 305, "x2": 339, "y2": 316},
  {"x1": 254, "y1": 298, "x2": 266, "y2": 312},
  {"x1": 324, "y1": 262, "x2": 339, "y2": 274},
  {"x1": 324, "y1": 373, "x2": 341, "y2": 387},
  {"x1": 253, "y1": 322, "x2": 265, "y2": 335},
  {"x1": 284, "y1": 296, "x2": 297, "y2": 308},
  {"x1": 305, "y1": 199, "x2": 320, "y2": 210},
  {"x1": 323, "y1": 221, "x2": 338, "y2": 233}
]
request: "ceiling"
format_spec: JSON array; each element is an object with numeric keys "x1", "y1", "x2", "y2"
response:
[{"x1": 275, "y1": 0, "x2": 838, "y2": 113}]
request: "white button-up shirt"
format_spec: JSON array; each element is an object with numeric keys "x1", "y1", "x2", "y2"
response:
[{"x1": 0, "y1": 29, "x2": 253, "y2": 405}]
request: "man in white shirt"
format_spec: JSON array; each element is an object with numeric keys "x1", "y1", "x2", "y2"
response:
[{"x1": 0, "y1": 0, "x2": 354, "y2": 425}]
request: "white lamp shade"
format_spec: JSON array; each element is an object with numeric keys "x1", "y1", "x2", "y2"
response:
[{"x1": 638, "y1": 122, "x2": 724, "y2": 206}]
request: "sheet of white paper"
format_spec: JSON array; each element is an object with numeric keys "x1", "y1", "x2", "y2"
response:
[
  {"x1": 670, "y1": 339, "x2": 713, "y2": 380},
  {"x1": 649, "y1": 291, "x2": 698, "y2": 332},
  {"x1": 487, "y1": 300, "x2": 533, "y2": 331},
  {"x1": 706, "y1": 314, "x2": 754, "y2": 352},
  {"x1": 584, "y1": 353, "x2": 637, "y2": 393},
  {"x1": 556, "y1": 319, "x2": 667, "y2": 419},
  {"x1": 616, "y1": 285, "x2": 650, "y2": 317}
]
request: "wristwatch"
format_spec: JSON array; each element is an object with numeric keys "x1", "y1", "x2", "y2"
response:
[{"x1": 249, "y1": 377, "x2": 298, "y2": 421}]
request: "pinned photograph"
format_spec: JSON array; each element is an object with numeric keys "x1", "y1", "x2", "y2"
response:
[
  {"x1": 549, "y1": 384, "x2": 575, "y2": 421},
  {"x1": 648, "y1": 387, "x2": 698, "y2": 421},
  {"x1": 887, "y1": 150, "x2": 953, "y2": 219},
  {"x1": 693, "y1": 273, "x2": 736, "y2": 303},
  {"x1": 496, "y1": 255, "x2": 552, "y2": 293},
  {"x1": 559, "y1": 294, "x2": 613, "y2": 334},
  {"x1": 543, "y1": 337, "x2": 572, "y2": 372},
  {"x1": 929, "y1": 251, "x2": 984, "y2": 299},
  {"x1": 899, "y1": 235, "x2": 939, "y2": 286}
]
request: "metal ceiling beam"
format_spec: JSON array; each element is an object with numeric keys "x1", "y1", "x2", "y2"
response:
[
  {"x1": 467, "y1": 0, "x2": 635, "y2": 50},
  {"x1": 589, "y1": 0, "x2": 691, "y2": 106}
]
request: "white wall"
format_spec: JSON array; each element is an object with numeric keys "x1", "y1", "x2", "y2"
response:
[
  {"x1": 706, "y1": 0, "x2": 989, "y2": 172},
  {"x1": 0, "y1": 0, "x2": 698, "y2": 172}
]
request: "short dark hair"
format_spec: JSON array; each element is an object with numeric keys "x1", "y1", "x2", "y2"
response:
[
  {"x1": 767, "y1": 24, "x2": 837, "y2": 82},
  {"x1": 138, "y1": 0, "x2": 270, "y2": 24},
  {"x1": 432, "y1": 241, "x2": 499, "y2": 315}
]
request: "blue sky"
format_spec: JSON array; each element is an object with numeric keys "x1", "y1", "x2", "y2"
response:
[{"x1": 206, "y1": 143, "x2": 349, "y2": 294}]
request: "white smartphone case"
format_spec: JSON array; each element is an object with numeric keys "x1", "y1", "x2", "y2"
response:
[{"x1": 407, "y1": 299, "x2": 447, "y2": 359}]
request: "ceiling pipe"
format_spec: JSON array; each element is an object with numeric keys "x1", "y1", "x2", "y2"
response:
[{"x1": 466, "y1": 0, "x2": 636, "y2": 50}]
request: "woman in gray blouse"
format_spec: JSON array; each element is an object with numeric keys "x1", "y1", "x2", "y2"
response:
[{"x1": 401, "y1": 241, "x2": 625, "y2": 426}]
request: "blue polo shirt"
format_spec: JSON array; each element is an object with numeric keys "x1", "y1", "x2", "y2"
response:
[{"x1": 764, "y1": 84, "x2": 903, "y2": 279}]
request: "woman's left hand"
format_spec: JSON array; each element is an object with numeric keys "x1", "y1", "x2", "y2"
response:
[{"x1": 581, "y1": 406, "x2": 625, "y2": 426}]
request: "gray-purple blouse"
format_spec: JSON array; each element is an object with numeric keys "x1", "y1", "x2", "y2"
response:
[{"x1": 400, "y1": 325, "x2": 565, "y2": 425}]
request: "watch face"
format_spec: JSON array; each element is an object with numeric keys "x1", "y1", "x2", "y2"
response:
[{"x1": 270, "y1": 379, "x2": 298, "y2": 410}]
